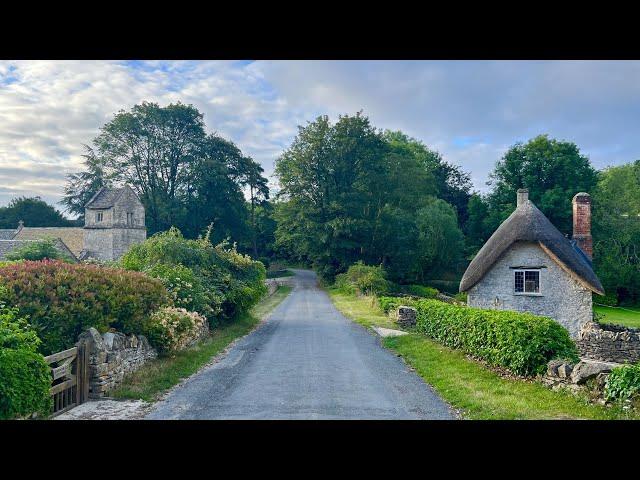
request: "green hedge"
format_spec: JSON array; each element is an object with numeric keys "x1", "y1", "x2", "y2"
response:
[
  {"x1": 605, "y1": 364, "x2": 640, "y2": 403},
  {"x1": 412, "y1": 299, "x2": 579, "y2": 376},
  {"x1": 0, "y1": 296, "x2": 52, "y2": 419},
  {"x1": 0, "y1": 260, "x2": 170, "y2": 355},
  {"x1": 120, "y1": 227, "x2": 266, "y2": 328}
]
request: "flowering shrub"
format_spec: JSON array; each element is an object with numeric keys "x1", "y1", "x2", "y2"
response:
[
  {"x1": 145, "y1": 306, "x2": 208, "y2": 354},
  {"x1": 120, "y1": 227, "x2": 266, "y2": 328},
  {"x1": 144, "y1": 263, "x2": 216, "y2": 319},
  {"x1": 0, "y1": 287, "x2": 52, "y2": 419},
  {"x1": 0, "y1": 260, "x2": 171, "y2": 355}
]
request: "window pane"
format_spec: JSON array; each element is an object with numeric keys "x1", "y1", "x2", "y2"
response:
[
  {"x1": 514, "y1": 271, "x2": 524, "y2": 292},
  {"x1": 524, "y1": 271, "x2": 540, "y2": 293}
]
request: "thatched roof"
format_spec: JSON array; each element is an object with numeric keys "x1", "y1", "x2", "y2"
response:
[{"x1": 459, "y1": 199, "x2": 604, "y2": 295}]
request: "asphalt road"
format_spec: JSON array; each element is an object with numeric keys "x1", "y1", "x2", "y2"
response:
[{"x1": 146, "y1": 269, "x2": 454, "y2": 419}]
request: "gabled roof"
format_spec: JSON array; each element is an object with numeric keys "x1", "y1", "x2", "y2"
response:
[
  {"x1": 14, "y1": 227, "x2": 84, "y2": 258},
  {"x1": 0, "y1": 239, "x2": 77, "y2": 262},
  {"x1": 459, "y1": 200, "x2": 604, "y2": 295},
  {"x1": 85, "y1": 187, "x2": 127, "y2": 209},
  {"x1": 0, "y1": 229, "x2": 17, "y2": 240}
]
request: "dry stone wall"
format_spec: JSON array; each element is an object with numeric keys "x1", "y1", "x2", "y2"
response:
[
  {"x1": 78, "y1": 328, "x2": 157, "y2": 398},
  {"x1": 576, "y1": 322, "x2": 640, "y2": 364}
]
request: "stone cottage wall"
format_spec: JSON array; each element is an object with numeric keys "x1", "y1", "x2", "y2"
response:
[
  {"x1": 467, "y1": 241, "x2": 592, "y2": 337},
  {"x1": 78, "y1": 328, "x2": 157, "y2": 398},
  {"x1": 576, "y1": 321, "x2": 640, "y2": 364}
]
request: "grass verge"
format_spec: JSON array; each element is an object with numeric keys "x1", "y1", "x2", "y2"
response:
[
  {"x1": 594, "y1": 304, "x2": 640, "y2": 329},
  {"x1": 111, "y1": 285, "x2": 292, "y2": 402},
  {"x1": 328, "y1": 289, "x2": 637, "y2": 420}
]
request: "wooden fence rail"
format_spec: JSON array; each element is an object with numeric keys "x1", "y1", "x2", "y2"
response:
[{"x1": 44, "y1": 340, "x2": 89, "y2": 417}]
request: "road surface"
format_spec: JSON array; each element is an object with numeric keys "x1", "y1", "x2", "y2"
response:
[{"x1": 146, "y1": 269, "x2": 454, "y2": 419}]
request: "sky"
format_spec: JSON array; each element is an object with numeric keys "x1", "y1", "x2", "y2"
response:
[{"x1": 1, "y1": 60, "x2": 639, "y2": 214}]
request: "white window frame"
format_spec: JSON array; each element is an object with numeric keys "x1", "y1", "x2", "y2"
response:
[{"x1": 513, "y1": 269, "x2": 542, "y2": 296}]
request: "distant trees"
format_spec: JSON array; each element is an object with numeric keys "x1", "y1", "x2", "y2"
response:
[
  {"x1": 0, "y1": 197, "x2": 76, "y2": 229},
  {"x1": 592, "y1": 160, "x2": 640, "y2": 304},
  {"x1": 273, "y1": 113, "x2": 466, "y2": 282},
  {"x1": 62, "y1": 102, "x2": 269, "y2": 250}
]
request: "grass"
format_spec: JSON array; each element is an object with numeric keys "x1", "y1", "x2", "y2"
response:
[
  {"x1": 594, "y1": 304, "x2": 640, "y2": 329},
  {"x1": 328, "y1": 289, "x2": 638, "y2": 420},
  {"x1": 111, "y1": 285, "x2": 292, "y2": 402}
]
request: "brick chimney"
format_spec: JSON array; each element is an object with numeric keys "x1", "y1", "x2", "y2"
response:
[
  {"x1": 572, "y1": 192, "x2": 592, "y2": 260},
  {"x1": 517, "y1": 188, "x2": 529, "y2": 207}
]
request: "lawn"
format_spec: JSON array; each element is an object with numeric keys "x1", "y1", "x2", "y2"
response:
[
  {"x1": 594, "y1": 304, "x2": 640, "y2": 329},
  {"x1": 111, "y1": 285, "x2": 292, "y2": 402},
  {"x1": 329, "y1": 290, "x2": 638, "y2": 420}
]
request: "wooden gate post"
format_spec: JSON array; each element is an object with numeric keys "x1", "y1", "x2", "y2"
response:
[{"x1": 76, "y1": 339, "x2": 90, "y2": 404}]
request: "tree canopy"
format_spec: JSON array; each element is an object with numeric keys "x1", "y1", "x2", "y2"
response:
[
  {"x1": 273, "y1": 113, "x2": 465, "y2": 282},
  {"x1": 0, "y1": 197, "x2": 76, "y2": 229},
  {"x1": 62, "y1": 102, "x2": 268, "y2": 247}
]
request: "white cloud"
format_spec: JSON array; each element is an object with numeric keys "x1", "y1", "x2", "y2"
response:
[{"x1": 1, "y1": 60, "x2": 639, "y2": 211}]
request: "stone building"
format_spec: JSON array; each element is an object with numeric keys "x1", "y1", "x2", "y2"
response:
[
  {"x1": 80, "y1": 186, "x2": 146, "y2": 261},
  {"x1": 459, "y1": 189, "x2": 604, "y2": 337},
  {"x1": 0, "y1": 186, "x2": 146, "y2": 262}
]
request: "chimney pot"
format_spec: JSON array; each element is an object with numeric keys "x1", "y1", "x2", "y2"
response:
[
  {"x1": 517, "y1": 188, "x2": 529, "y2": 207},
  {"x1": 572, "y1": 192, "x2": 592, "y2": 260}
]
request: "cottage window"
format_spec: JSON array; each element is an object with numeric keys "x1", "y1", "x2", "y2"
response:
[
  {"x1": 514, "y1": 269, "x2": 540, "y2": 294},
  {"x1": 126, "y1": 212, "x2": 134, "y2": 225},
  {"x1": 96, "y1": 212, "x2": 103, "y2": 223}
]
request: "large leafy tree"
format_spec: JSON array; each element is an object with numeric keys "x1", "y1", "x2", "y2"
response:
[
  {"x1": 484, "y1": 134, "x2": 598, "y2": 235},
  {"x1": 0, "y1": 197, "x2": 76, "y2": 228},
  {"x1": 274, "y1": 113, "x2": 466, "y2": 282},
  {"x1": 592, "y1": 160, "x2": 640, "y2": 304},
  {"x1": 62, "y1": 102, "x2": 268, "y2": 249}
]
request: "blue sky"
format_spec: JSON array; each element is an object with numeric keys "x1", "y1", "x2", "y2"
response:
[{"x1": 1, "y1": 60, "x2": 639, "y2": 212}]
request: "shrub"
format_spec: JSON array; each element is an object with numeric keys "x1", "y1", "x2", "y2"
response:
[
  {"x1": 146, "y1": 307, "x2": 208, "y2": 355},
  {"x1": 413, "y1": 299, "x2": 579, "y2": 376},
  {"x1": 454, "y1": 292, "x2": 468, "y2": 304},
  {"x1": 120, "y1": 227, "x2": 266, "y2": 327},
  {"x1": 334, "y1": 261, "x2": 389, "y2": 296},
  {"x1": 0, "y1": 290, "x2": 52, "y2": 419},
  {"x1": 604, "y1": 364, "x2": 640, "y2": 403},
  {"x1": 0, "y1": 260, "x2": 170, "y2": 355},
  {"x1": 596, "y1": 292, "x2": 618, "y2": 307},
  {"x1": 378, "y1": 296, "x2": 418, "y2": 314},
  {"x1": 5, "y1": 238, "x2": 73, "y2": 262},
  {"x1": 405, "y1": 285, "x2": 439, "y2": 298},
  {"x1": 143, "y1": 263, "x2": 216, "y2": 319}
]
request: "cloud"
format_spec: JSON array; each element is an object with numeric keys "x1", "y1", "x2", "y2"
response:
[{"x1": 1, "y1": 60, "x2": 639, "y2": 214}]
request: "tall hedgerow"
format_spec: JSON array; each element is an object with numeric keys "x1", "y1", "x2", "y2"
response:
[{"x1": 0, "y1": 260, "x2": 170, "y2": 355}]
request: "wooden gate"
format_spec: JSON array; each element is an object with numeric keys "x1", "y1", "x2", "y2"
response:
[{"x1": 45, "y1": 340, "x2": 90, "y2": 417}]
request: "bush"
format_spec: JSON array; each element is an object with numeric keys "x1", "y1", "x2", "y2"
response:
[
  {"x1": 604, "y1": 364, "x2": 640, "y2": 403},
  {"x1": 334, "y1": 261, "x2": 390, "y2": 296},
  {"x1": 0, "y1": 260, "x2": 170, "y2": 355},
  {"x1": 405, "y1": 285, "x2": 439, "y2": 298},
  {"x1": 413, "y1": 299, "x2": 579, "y2": 376},
  {"x1": 378, "y1": 296, "x2": 418, "y2": 314},
  {"x1": 143, "y1": 263, "x2": 216, "y2": 319},
  {"x1": 5, "y1": 238, "x2": 73, "y2": 262},
  {"x1": 454, "y1": 292, "x2": 468, "y2": 304},
  {"x1": 0, "y1": 291, "x2": 52, "y2": 419},
  {"x1": 120, "y1": 227, "x2": 266, "y2": 328},
  {"x1": 596, "y1": 292, "x2": 618, "y2": 307},
  {"x1": 146, "y1": 307, "x2": 209, "y2": 355}
]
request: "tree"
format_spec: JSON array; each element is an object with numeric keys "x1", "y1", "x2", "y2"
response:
[
  {"x1": 485, "y1": 135, "x2": 598, "y2": 235},
  {"x1": 61, "y1": 147, "x2": 112, "y2": 221},
  {"x1": 0, "y1": 197, "x2": 76, "y2": 228},
  {"x1": 592, "y1": 161, "x2": 640, "y2": 304},
  {"x1": 274, "y1": 113, "x2": 468, "y2": 283},
  {"x1": 63, "y1": 102, "x2": 269, "y2": 251},
  {"x1": 463, "y1": 193, "x2": 491, "y2": 256}
]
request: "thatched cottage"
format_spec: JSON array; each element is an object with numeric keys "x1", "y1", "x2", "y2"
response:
[
  {"x1": 459, "y1": 189, "x2": 604, "y2": 337},
  {"x1": 0, "y1": 186, "x2": 146, "y2": 262}
]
